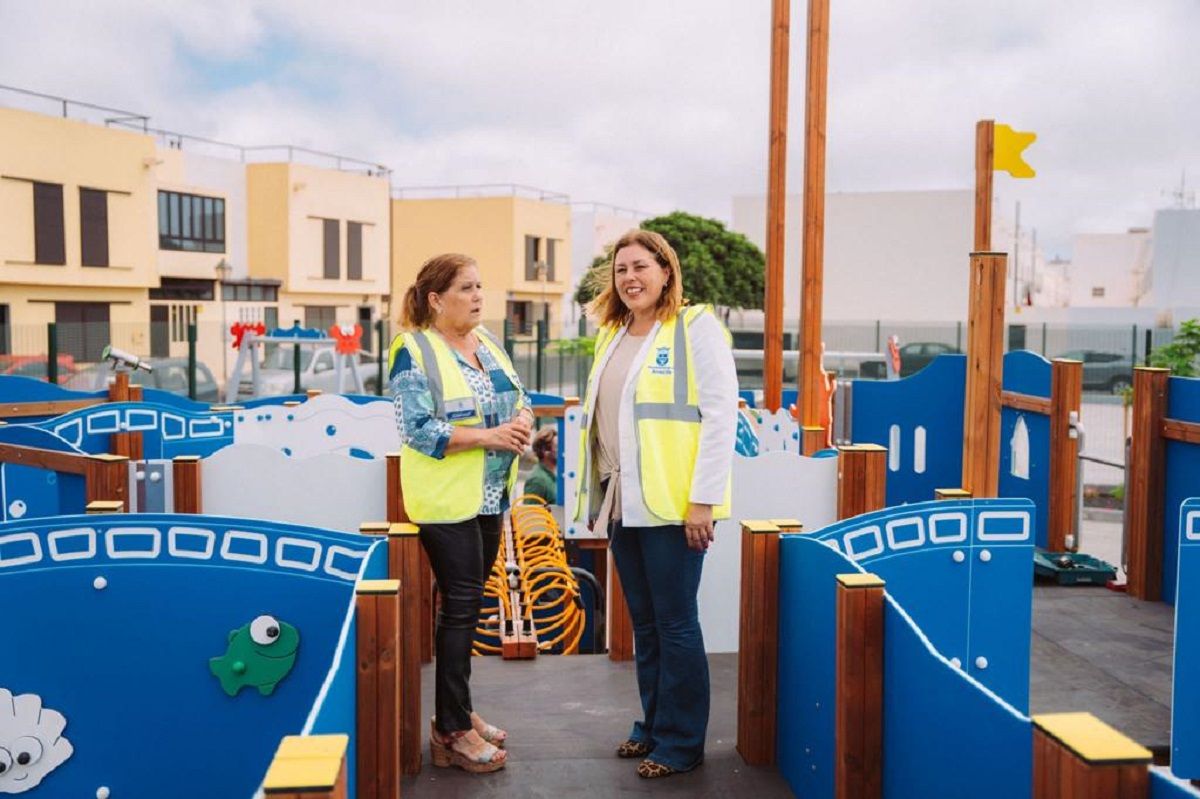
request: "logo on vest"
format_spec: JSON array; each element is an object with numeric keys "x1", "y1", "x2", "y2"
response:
[{"x1": 650, "y1": 346, "x2": 672, "y2": 375}]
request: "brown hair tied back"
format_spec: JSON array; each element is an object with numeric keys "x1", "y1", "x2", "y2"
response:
[{"x1": 401, "y1": 253, "x2": 476, "y2": 329}]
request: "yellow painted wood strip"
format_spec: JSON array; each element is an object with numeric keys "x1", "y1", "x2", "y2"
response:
[
  {"x1": 275, "y1": 734, "x2": 348, "y2": 761},
  {"x1": 357, "y1": 579, "x2": 400, "y2": 594},
  {"x1": 86, "y1": 500, "x2": 125, "y2": 514},
  {"x1": 741, "y1": 520, "x2": 780, "y2": 534},
  {"x1": 388, "y1": 522, "x2": 419, "y2": 537},
  {"x1": 262, "y1": 757, "x2": 341, "y2": 792},
  {"x1": 768, "y1": 518, "x2": 804, "y2": 531},
  {"x1": 836, "y1": 573, "x2": 885, "y2": 589},
  {"x1": 1032, "y1": 712, "x2": 1152, "y2": 764},
  {"x1": 359, "y1": 522, "x2": 390, "y2": 534}
]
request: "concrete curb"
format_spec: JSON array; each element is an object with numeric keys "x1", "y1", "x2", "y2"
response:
[{"x1": 1083, "y1": 507, "x2": 1123, "y2": 523}]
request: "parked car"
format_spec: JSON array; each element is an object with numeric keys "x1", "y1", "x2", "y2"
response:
[
  {"x1": 0, "y1": 354, "x2": 77, "y2": 381},
  {"x1": 898, "y1": 342, "x2": 961, "y2": 377},
  {"x1": 1054, "y1": 350, "x2": 1133, "y2": 394},
  {"x1": 66, "y1": 358, "x2": 222, "y2": 403},
  {"x1": 239, "y1": 345, "x2": 381, "y2": 398}
]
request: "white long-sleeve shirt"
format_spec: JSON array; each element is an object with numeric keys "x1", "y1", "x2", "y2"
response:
[{"x1": 584, "y1": 312, "x2": 739, "y2": 528}]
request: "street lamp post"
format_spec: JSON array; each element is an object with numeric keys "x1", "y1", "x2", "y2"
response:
[{"x1": 214, "y1": 258, "x2": 232, "y2": 387}]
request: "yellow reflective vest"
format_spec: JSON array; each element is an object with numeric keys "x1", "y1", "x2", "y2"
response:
[
  {"x1": 575, "y1": 305, "x2": 733, "y2": 524},
  {"x1": 387, "y1": 328, "x2": 524, "y2": 524}
]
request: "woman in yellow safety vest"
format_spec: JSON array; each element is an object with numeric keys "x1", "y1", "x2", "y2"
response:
[
  {"x1": 576, "y1": 229, "x2": 738, "y2": 778},
  {"x1": 388, "y1": 253, "x2": 534, "y2": 774}
]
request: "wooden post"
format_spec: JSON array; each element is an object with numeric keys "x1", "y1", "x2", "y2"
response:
[
  {"x1": 737, "y1": 519, "x2": 793, "y2": 765},
  {"x1": 608, "y1": 552, "x2": 634, "y2": 662},
  {"x1": 799, "y1": 0, "x2": 831, "y2": 432},
  {"x1": 835, "y1": 573, "x2": 884, "y2": 799},
  {"x1": 387, "y1": 522, "x2": 424, "y2": 776},
  {"x1": 172, "y1": 455, "x2": 203, "y2": 513},
  {"x1": 1126, "y1": 367, "x2": 1169, "y2": 600},
  {"x1": 961, "y1": 252, "x2": 1007, "y2": 497},
  {"x1": 801, "y1": 425, "x2": 827, "y2": 456},
  {"x1": 306, "y1": 389, "x2": 323, "y2": 399},
  {"x1": 1048, "y1": 359, "x2": 1083, "y2": 552},
  {"x1": 85, "y1": 453, "x2": 129, "y2": 511},
  {"x1": 354, "y1": 579, "x2": 400, "y2": 799},
  {"x1": 974, "y1": 120, "x2": 995, "y2": 251},
  {"x1": 837, "y1": 444, "x2": 887, "y2": 520},
  {"x1": 262, "y1": 734, "x2": 349, "y2": 799},
  {"x1": 1032, "y1": 712, "x2": 1151, "y2": 799},
  {"x1": 763, "y1": 0, "x2": 790, "y2": 412},
  {"x1": 386, "y1": 451, "x2": 433, "y2": 664},
  {"x1": 108, "y1": 377, "x2": 145, "y2": 460}
]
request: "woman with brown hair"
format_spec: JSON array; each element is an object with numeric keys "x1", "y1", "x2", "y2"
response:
[
  {"x1": 574, "y1": 229, "x2": 738, "y2": 778},
  {"x1": 388, "y1": 253, "x2": 534, "y2": 773}
]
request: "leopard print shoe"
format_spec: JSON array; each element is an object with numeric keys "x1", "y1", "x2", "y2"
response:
[{"x1": 616, "y1": 739, "x2": 652, "y2": 759}]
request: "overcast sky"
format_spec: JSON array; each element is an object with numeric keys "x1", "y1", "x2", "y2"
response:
[{"x1": 2, "y1": 0, "x2": 1197, "y2": 259}]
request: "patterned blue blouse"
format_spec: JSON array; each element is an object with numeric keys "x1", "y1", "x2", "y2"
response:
[{"x1": 390, "y1": 335, "x2": 532, "y2": 515}]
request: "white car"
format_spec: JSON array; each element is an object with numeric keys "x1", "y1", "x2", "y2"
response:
[{"x1": 239, "y1": 345, "x2": 382, "y2": 398}]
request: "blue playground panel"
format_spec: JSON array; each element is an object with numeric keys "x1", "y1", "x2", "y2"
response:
[
  {"x1": 1163, "y1": 376, "x2": 1200, "y2": 605},
  {"x1": 1173, "y1": 497, "x2": 1200, "y2": 779},
  {"x1": 0, "y1": 424, "x2": 89, "y2": 521},
  {"x1": 809, "y1": 498, "x2": 1035, "y2": 710},
  {"x1": 998, "y1": 351, "x2": 1051, "y2": 547},
  {"x1": 0, "y1": 513, "x2": 386, "y2": 798},
  {"x1": 778, "y1": 534, "x2": 1032, "y2": 799},
  {"x1": 851, "y1": 354, "x2": 965, "y2": 506}
]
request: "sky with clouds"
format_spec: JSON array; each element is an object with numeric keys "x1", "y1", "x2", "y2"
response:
[{"x1": 2, "y1": 0, "x2": 1197, "y2": 259}]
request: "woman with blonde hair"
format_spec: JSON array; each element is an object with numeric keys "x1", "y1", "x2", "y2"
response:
[
  {"x1": 388, "y1": 253, "x2": 534, "y2": 773},
  {"x1": 574, "y1": 229, "x2": 738, "y2": 778}
]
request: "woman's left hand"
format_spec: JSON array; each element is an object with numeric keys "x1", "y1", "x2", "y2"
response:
[{"x1": 684, "y1": 503, "x2": 715, "y2": 552}]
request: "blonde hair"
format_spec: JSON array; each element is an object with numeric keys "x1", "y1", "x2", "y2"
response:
[
  {"x1": 401, "y1": 253, "x2": 476, "y2": 329},
  {"x1": 587, "y1": 229, "x2": 684, "y2": 327}
]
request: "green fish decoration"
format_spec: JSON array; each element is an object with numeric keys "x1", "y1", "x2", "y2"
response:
[{"x1": 209, "y1": 614, "x2": 299, "y2": 697}]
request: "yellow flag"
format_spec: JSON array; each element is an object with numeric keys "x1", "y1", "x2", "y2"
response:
[{"x1": 993, "y1": 123, "x2": 1036, "y2": 178}]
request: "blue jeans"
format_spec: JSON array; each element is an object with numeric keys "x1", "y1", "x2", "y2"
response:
[{"x1": 608, "y1": 521, "x2": 709, "y2": 771}]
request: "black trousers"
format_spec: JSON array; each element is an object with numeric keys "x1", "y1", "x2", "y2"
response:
[{"x1": 420, "y1": 513, "x2": 502, "y2": 734}]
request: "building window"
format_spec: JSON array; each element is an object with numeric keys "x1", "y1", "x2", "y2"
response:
[
  {"x1": 158, "y1": 190, "x2": 225, "y2": 253},
  {"x1": 220, "y1": 280, "x2": 280, "y2": 302},
  {"x1": 506, "y1": 300, "x2": 533, "y2": 336},
  {"x1": 33, "y1": 182, "x2": 66, "y2": 265},
  {"x1": 525, "y1": 235, "x2": 542, "y2": 280},
  {"x1": 0, "y1": 304, "x2": 9, "y2": 355},
  {"x1": 150, "y1": 277, "x2": 215, "y2": 302},
  {"x1": 1091, "y1": 286, "x2": 1106, "y2": 298},
  {"x1": 79, "y1": 188, "x2": 109, "y2": 267},
  {"x1": 347, "y1": 221, "x2": 363, "y2": 280},
  {"x1": 55, "y1": 302, "x2": 109, "y2": 362},
  {"x1": 169, "y1": 304, "x2": 199, "y2": 343},
  {"x1": 305, "y1": 306, "x2": 337, "y2": 332},
  {"x1": 323, "y1": 219, "x2": 340, "y2": 279},
  {"x1": 545, "y1": 238, "x2": 557, "y2": 281}
]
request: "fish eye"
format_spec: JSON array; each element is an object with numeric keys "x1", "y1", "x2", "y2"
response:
[
  {"x1": 12, "y1": 737, "x2": 41, "y2": 767},
  {"x1": 251, "y1": 615, "x2": 282, "y2": 645},
  {"x1": 0, "y1": 747, "x2": 11, "y2": 774}
]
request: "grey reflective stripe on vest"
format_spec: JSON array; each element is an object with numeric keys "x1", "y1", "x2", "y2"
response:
[
  {"x1": 634, "y1": 403, "x2": 701, "y2": 422},
  {"x1": 411, "y1": 331, "x2": 445, "y2": 417},
  {"x1": 672, "y1": 311, "x2": 689, "y2": 406}
]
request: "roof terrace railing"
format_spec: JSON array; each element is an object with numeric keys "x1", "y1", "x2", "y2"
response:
[{"x1": 392, "y1": 183, "x2": 570, "y2": 203}]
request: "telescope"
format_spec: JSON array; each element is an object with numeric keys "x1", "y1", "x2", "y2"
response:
[{"x1": 101, "y1": 345, "x2": 153, "y2": 373}]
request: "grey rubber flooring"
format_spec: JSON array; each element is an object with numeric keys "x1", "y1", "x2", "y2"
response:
[{"x1": 401, "y1": 652, "x2": 793, "y2": 797}]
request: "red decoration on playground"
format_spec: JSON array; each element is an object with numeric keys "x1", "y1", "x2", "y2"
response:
[
  {"x1": 329, "y1": 324, "x2": 363, "y2": 355},
  {"x1": 230, "y1": 322, "x2": 266, "y2": 350}
]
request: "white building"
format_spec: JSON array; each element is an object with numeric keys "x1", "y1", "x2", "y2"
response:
[
  {"x1": 1147, "y1": 208, "x2": 1200, "y2": 324},
  {"x1": 731, "y1": 189, "x2": 1038, "y2": 324},
  {"x1": 565, "y1": 203, "x2": 648, "y2": 335},
  {"x1": 1064, "y1": 229, "x2": 1152, "y2": 309}
]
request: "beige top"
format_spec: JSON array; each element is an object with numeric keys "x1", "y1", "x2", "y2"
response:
[{"x1": 593, "y1": 330, "x2": 646, "y2": 524}]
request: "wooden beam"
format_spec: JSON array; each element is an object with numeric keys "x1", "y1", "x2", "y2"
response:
[
  {"x1": 799, "y1": 0, "x2": 831, "y2": 426},
  {"x1": 974, "y1": 120, "x2": 995, "y2": 251},
  {"x1": 0, "y1": 398, "x2": 104, "y2": 419},
  {"x1": 85, "y1": 453, "x2": 129, "y2": 511},
  {"x1": 355, "y1": 580, "x2": 400, "y2": 799},
  {"x1": 1048, "y1": 359, "x2": 1083, "y2": 552},
  {"x1": 837, "y1": 445, "x2": 888, "y2": 520},
  {"x1": 961, "y1": 252, "x2": 1007, "y2": 497},
  {"x1": 737, "y1": 520, "x2": 782, "y2": 765},
  {"x1": 835, "y1": 573, "x2": 884, "y2": 799},
  {"x1": 385, "y1": 523, "x2": 424, "y2": 776},
  {"x1": 763, "y1": 0, "x2": 790, "y2": 411},
  {"x1": 172, "y1": 455, "x2": 203, "y2": 513},
  {"x1": 1126, "y1": 367, "x2": 1169, "y2": 601},
  {"x1": 0, "y1": 442, "x2": 91, "y2": 474},
  {"x1": 1032, "y1": 712, "x2": 1151, "y2": 799},
  {"x1": 608, "y1": 551, "x2": 634, "y2": 662},
  {"x1": 1163, "y1": 417, "x2": 1200, "y2": 444},
  {"x1": 1001, "y1": 390, "x2": 1052, "y2": 416}
]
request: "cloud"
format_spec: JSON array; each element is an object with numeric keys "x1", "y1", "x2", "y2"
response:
[{"x1": 1, "y1": 0, "x2": 1196, "y2": 257}]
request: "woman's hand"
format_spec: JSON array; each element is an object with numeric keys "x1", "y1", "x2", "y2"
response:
[
  {"x1": 486, "y1": 421, "x2": 531, "y2": 454},
  {"x1": 684, "y1": 503, "x2": 715, "y2": 552}
]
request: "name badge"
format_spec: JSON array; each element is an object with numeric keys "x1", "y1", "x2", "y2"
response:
[{"x1": 445, "y1": 398, "x2": 478, "y2": 421}]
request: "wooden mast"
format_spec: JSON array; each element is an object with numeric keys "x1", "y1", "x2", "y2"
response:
[{"x1": 763, "y1": 0, "x2": 790, "y2": 411}]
